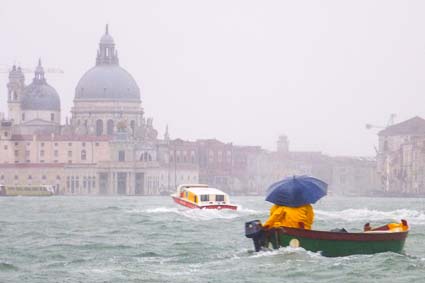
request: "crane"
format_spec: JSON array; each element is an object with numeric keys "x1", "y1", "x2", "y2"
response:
[{"x1": 365, "y1": 113, "x2": 397, "y2": 130}]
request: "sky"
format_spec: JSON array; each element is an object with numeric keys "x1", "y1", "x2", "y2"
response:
[{"x1": 1, "y1": 0, "x2": 425, "y2": 157}]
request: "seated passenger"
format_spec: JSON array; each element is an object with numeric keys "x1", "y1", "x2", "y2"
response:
[{"x1": 263, "y1": 204, "x2": 314, "y2": 230}]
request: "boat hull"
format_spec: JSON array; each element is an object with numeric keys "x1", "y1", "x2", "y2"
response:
[
  {"x1": 172, "y1": 196, "x2": 237, "y2": 210},
  {"x1": 246, "y1": 221, "x2": 408, "y2": 257}
]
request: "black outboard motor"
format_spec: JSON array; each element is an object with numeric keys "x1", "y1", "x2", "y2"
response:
[{"x1": 245, "y1": 220, "x2": 263, "y2": 252}]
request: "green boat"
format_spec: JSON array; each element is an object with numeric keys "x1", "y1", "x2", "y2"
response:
[{"x1": 245, "y1": 220, "x2": 409, "y2": 257}]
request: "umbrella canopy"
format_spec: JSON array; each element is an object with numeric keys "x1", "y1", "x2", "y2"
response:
[{"x1": 265, "y1": 175, "x2": 327, "y2": 207}]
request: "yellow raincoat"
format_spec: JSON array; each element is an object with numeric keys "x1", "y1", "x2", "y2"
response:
[{"x1": 263, "y1": 204, "x2": 314, "y2": 230}]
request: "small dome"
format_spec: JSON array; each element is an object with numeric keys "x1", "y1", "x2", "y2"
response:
[
  {"x1": 75, "y1": 65, "x2": 140, "y2": 101},
  {"x1": 22, "y1": 82, "x2": 61, "y2": 111},
  {"x1": 21, "y1": 59, "x2": 60, "y2": 111}
]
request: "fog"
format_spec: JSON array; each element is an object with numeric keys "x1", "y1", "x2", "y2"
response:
[{"x1": 1, "y1": 0, "x2": 424, "y2": 156}]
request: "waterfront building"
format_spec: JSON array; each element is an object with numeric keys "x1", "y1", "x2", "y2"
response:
[
  {"x1": 377, "y1": 116, "x2": 425, "y2": 195},
  {"x1": 0, "y1": 25, "x2": 198, "y2": 195},
  {"x1": 0, "y1": 26, "x2": 377, "y2": 196}
]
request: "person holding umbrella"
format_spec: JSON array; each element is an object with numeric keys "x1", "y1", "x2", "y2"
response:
[{"x1": 262, "y1": 175, "x2": 327, "y2": 230}]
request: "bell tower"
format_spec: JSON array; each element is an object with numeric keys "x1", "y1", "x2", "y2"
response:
[{"x1": 7, "y1": 65, "x2": 25, "y2": 123}]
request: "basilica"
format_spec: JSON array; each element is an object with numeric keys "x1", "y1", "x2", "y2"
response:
[
  {"x1": 0, "y1": 26, "x2": 379, "y2": 196},
  {"x1": 0, "y1": 25, "x2": 198, "y2": 195}
]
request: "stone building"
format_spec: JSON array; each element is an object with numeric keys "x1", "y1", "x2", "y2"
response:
[
  {"x1": 0, "y1": 25, "x2": 198, "y2": 195},
  {"x1": 377, "y1": 116, "x2": 425, "y2": 195}
]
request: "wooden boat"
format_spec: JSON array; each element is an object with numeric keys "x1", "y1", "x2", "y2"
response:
[
  {"x1": 245, "y1": 220, "x2": 409, "y2": 257},
  {"x1": 171, "y1": 184, "x2": 237, "y2": 210}
]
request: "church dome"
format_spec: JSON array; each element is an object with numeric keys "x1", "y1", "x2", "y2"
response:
[
  {"x1": 21, "y1": 60, "x2": 61, "y2": 111},
  {"x1": 75, "y1": 65, "x2": 140, "y2": 101},
  {"x1": 74, "y1": 25, "x2": 140, "y2": 102}
]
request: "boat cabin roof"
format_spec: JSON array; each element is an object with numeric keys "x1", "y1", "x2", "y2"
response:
[{"x1": 186, "y1": 187, "x2": 227, "y2": 196}]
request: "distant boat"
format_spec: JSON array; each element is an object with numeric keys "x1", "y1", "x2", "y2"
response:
[
  {"x1": 171, "y1": 184, "x2": 237, "y2": 210},
  {"x1": 0, "y1": 184, "x2": 55, "y2": 196}
]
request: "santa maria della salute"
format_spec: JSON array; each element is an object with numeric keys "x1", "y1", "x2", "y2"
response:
[
  {"x1": 0, "y1": 25, "x2": 198, "y2": 195},
  {"x1": 0, "y1": 25, "x2": 378, "y2": 196}
]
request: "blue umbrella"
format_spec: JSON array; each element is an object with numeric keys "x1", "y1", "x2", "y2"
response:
[{"x1": 265, "y1": 175, "x2": 327, "y2": 207}]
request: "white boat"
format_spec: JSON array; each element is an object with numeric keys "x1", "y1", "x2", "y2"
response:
[{"x1": 171, "y1": 184, "x2": 237, "y2": 210}]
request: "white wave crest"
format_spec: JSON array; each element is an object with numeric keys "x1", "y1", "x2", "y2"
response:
[
  {"x1": 128, "y1": 205, "x2": 261, "y2": 221},
  {"x1": 316, "y1": 208, "x2": 425, "y2": 225}
]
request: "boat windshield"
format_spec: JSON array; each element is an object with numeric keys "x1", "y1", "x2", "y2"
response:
[{"x1": 216, "y1": 195, "x2": 224, "y2": 201}]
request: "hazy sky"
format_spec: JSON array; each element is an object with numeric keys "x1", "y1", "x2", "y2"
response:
[{"x1": 1, "y1": 0, "x2": 424, "y2": 156}]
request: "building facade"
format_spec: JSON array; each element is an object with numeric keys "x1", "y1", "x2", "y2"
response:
[
  {"x1": 0, "y1": 26, "x2": 198, "y2": 195},
  {"x1": 376, "y1": 116, "x2": 425, "y2": 195}
]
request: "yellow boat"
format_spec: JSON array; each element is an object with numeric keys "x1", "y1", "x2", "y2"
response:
[{"x1": 0, "y1": 184, "x2": 55, "y2": 196}]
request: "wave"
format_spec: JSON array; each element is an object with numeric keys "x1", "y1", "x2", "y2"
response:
[
  {"x1": 316, "y1": 208, "x2": 425, "y2": 225},
  {"x1": 128, "y1": 205, "x2": 260, "y2": 221},
  {"x1": 249, "y1": 246, "x2": 322, "y2": 259},
  {"x1": 0, "y1": 262, "x2": 18, "y2": 271}
]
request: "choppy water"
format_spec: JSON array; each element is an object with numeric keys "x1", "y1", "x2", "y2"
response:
[{"x1": 0, "y1": 196, "x2": 425, "y2": 283}]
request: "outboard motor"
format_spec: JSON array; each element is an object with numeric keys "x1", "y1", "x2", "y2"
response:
[{"x1": 245, "y1": 220, "x2": 263, "y2": 252}]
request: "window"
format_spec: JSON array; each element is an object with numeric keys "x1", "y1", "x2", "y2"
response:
[
  {"x1": 81, "y1": 150, "x2": 87, "y2": 161},
  {"x1": 82, "y1": 142, "x2": 86, "y2": 147},
  {"x1": 40, "y1": 150, "x2": 45, "y2": 157},
  {"x1": 41, "y1": 143, "x2": 44, "y2": 147},
  {"x1": 118, "y1": 150, "x2": 125, "y2": 162},
  {"x1": 25, "y1": 150, "x2": 30, "y2": 157},
  {"x1": 68, "y1": 151, "x2": 72, "y2": 158},
  {"x1": 201, "y1": 195, "x2": 209, "y2": 202},
  {"x1": 22, "y1": 113, "x2": 25, "y2": 121},
  {"x1": 54, "y1": 143, "x2": 58, "y2": 147},
  {"x1": 28, "y1": 175, "x2": 32, "y2": 180},
  {"x1": 4, "y1": 131, "x2": 8, "y2": 137},
  {"x1": 68, "y1": 143, "x2": 72, "y2": 146},
  {"x1": 54, "y1": 150, "x2": 58, "y2": 157},
  {"x1": 42, "y1": 175, "x2": 46, "y2": 180},
  {"x1": 216, "y1": 195, "x2": 225, "y2": 201},
  {"x1": 95, "y1": 142, "x2": 99, "y2": 147},
  {"x1": 4, "y1": 145, "x2": 7, "y2": 150},
  {"x1": 14, "y1": 150, "x2": 18, "y2": 156}
]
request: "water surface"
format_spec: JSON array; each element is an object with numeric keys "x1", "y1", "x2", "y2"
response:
[{"x1": 0, "y1": 196, "x2": 424, "y2": 282}]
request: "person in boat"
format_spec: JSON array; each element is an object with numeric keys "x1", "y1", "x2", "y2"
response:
[{"x1": 262, "y1": 204, "x2": 314, "y2": 230}]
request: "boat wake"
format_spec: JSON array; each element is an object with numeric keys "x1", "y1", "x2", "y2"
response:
[
  {"x1": 129, "y1": 205, "x2": 260, "y2": 221},
  {"x1": 316, "y1": 208, "x2": 425, "y2": 225},
  {"x1": 249, "y1": 246, "x2": 322, "y2": 259}
]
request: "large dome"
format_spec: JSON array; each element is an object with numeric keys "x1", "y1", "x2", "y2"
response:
[
  {"x1": 74, "y1": 25, "x2": 141, "y2": 102},
  {"x1": 75, "y1": 65, "x2": 140, "y2": 101},
  {"x1": 21, "y1": 60, "x2": 61, "y2": 111}
]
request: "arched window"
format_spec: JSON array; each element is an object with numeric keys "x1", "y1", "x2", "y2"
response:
[
  {"x1": 107, "y1": 119, "x2": 114, "y2": 135},
  {"x1": 81, "y1": 150, "x2": 87, "y2": 161},
  {"x1": 13, "y1": 91, "x2": 17, "y2": 101},
  {"x1": 96, "y1": 120, "x2": 103, "y2": 136}
]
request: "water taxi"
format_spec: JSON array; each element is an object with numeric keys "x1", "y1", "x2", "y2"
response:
[
  {"x1": 171, "y1": 184, "x2": 237, "y2": 210},
  {"x1": 0, "y1": 184, "x2": 55, "y2": 196},
  {"x1": 245, "y1": 219, "x2": 409, "y2": 257}
]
